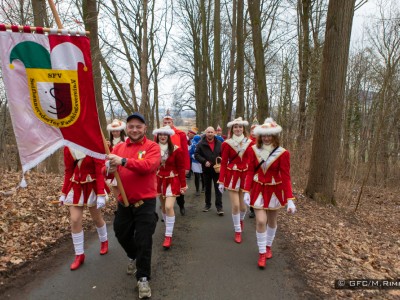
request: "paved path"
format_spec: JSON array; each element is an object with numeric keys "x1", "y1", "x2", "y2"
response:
[{"x1": 1, "y1": 180, "x2": 311, "y2": 300}]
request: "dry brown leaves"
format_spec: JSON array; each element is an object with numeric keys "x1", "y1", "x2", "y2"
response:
[
  {"x1": 280, "y1": 183, "x2": 400, "y2": 299},
  {"x1": 0, "y1": 170, "x2": 116, "y2": 279},
  {"x1": 1, "y1": 169, "x2": 399, "y2": 299}
]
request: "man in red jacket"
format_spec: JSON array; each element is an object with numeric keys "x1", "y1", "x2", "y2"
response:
[
  {"x1": 106, "y1": 112, "x2": 160, "y2": 300},
  {"x1": 162, "y1": 114, "x2": 190, "y2": 215}
]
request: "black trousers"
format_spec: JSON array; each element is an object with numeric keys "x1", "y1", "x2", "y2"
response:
[
  {"x1": 194, "y1": 172, "x2": 204, "y2": 192},
  {"x1": 177, "y1": 194, "x2": 185, "y2": 208},
  {"x1": 113, "y1": 199, "x2": 158, "y2": 280},
  {"x1": 203, "y1": 171, "x2": 222, "y2": 209}
]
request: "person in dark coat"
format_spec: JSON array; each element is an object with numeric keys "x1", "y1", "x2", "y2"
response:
[{"x1": 194, "y1": 127, "x2": 224, "y2": 215}]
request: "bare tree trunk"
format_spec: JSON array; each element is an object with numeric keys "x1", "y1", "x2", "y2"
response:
[
  {"x1": 32, "y1": 0, "x2": 48, "y2": 27},
  {"x1": 31, "y1": 0, "x2": 60, "y2": 173},
  {"x1": 212, "y1": 0, "x2": 224, "y2": 125},
  {"x1": 139, "y1": 0, "x2": 149, "y2": 119},
  {"x1": 305, "y1": 0, "x2": 356, "y2": 204},
  {"x1": 248, "y1": 0, "x2": 269, "y2": 120},
  {"x1": 82, "y1": 0, "x2": 107, "y2": 134},
  {"x1": 215, "y1": 0, "x2": 223, "y2": 126},
  {"x1": 199, "y1": 0, "x2": 208, "y2": 130},
  {"x1": 225, "y1": 0, "x2": 237, "y2": 128},
  {"x1": 109, "y1": 0, "x2": 139, "y2": 113},
  {"x1": 297, "y1": 0, "x2": 311, "y2": 144},
  {"x1": 194, "y1": 34, "x2": 202, "y2": 129},
  {"x1": 306, "y1": 0, "x2": 325, "y2": 138},
  {"x1": 150, "y1": 23, "x2": 158, "y2": 133},
  {"x1": 236, "y1": 0, "x2": 245, "y2": 117}
]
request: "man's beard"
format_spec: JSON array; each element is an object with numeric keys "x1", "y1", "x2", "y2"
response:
[{"x1": 129, "y1": 132, "x2": 145, "y2": 142}]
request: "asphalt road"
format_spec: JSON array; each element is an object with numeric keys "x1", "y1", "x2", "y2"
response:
[{"x1": 1, "y1": 179, "x2": 313, "y2": 300}]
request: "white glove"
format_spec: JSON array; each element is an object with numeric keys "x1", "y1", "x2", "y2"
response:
[
  {"x1": 97, "y1": 195, "x2": 106, "y2": 209},
  {"x1": 59, "y1": 195, "x2": 65, "y2": 205},
  {"x1": 287, "y1": 200, "x2": 296, "y2": 214},
  {"x1": 218, "y1": 184, "x2": 224, "y2": 194},
  {"x1": 243, "y1": 192, "x2": 251, "y2": 207}
]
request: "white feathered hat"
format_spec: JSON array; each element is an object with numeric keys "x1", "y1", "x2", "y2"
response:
[
  {"x1": 153, "y1": 125, "x2": 175, "y2": 136},
  {"x1": 227, "y1": 117, "x2": 249, "y2": 128},
  {"x1": 107, "y1": 119, "x2": 126, "y2": 131},
  {"x1": 253, "y1": 118, "x2": 282, "y2": 135}
]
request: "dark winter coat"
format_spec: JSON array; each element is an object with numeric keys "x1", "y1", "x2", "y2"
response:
[{"x1": 194, "y1": 136, "x2": 222, "y2": 174}]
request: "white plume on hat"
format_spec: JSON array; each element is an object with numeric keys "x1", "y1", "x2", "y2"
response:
[
  {"x1": 153, "y1": 125, "x2": 175, "y2": 136},
  {"x1": 227, "y1": 117, "x2": 249, "y2": 128},
  {"x1": 253, "y1": 117, "x2": 282, "y2": 136},
  {"x1": 107, "y1": 119, "x2": 126, "y2": 131}
]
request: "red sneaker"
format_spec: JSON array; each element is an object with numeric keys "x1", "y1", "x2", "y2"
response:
[
  {"x1": 266, "y1": 246, "x2": 272, "y2": 259},
  {"x1": 258, "y1": 253, "x2": 266, "y2": 269},
  {"x1": 234, "y1": 232, "x2": 242, "y2": 244},
  {"x1": 163, "y1": 236, "x2": 172, "y2": 249},
  {"x1": 240, "y1": 220, "x2": 244, "y2": 231},
  {"x1": 100, "y1": 240, "x2": 108, "y2": 255},
  {"x1": 70, "y1": 254, "x2": 85, "y2": 270}
]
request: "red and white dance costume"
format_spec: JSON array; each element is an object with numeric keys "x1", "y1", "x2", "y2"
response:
[
  {"x1": 218, "y1": 130, "x2": 253, "y2": 241},
  {"x1": 244, "y1": 145, "x2": 295, "y2": 209},
  {"x1": 156, "y1": 145, "x2": 187, "y2": 199},
  {"x1": 61, "y1": 147, "x2": 108, "y2": 268},
  {"x1": 243, "y1": 141, "x2": 296, "y2": 267},
  {"x1": 154, "y1": 126, "x2": 187, "y2": 249}
]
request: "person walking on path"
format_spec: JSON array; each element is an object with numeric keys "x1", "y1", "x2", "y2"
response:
[
  {"x1": 59, "y1": 147, "x2": 109, "y2": 271},
  {"x1": 194, "y1": 127, "x2": 224, "y2": 215},
  {"x1": 106, "y1": 112, "x2": 160, "y2": 299},
  {"x1": 189, "y1": 135, "x2": 204, "y2": 196},
  {"x1": 217, "y1": 117, "x2": 254, "y2": 243},
  {"x1": 243, "y1": 118, "x2": 296, "y2": 269},
  {"x1": 186, "y1": 128, "x2": 197, "y2": 179},
  {"x1": 162, "y1": 114, "x2": 190, "y2": 216},
  {"x1": 153, "y1": 125, "x2": 188, "y2": 249}
]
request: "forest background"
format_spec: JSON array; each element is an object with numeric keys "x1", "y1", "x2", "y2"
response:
[{"x1": 0, "y1": 0, "x2": 399, "y2": 299}]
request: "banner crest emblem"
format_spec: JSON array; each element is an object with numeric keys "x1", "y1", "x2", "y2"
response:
[{"x1": 9, "y1": 41, "x2": 86, "y2": 128}]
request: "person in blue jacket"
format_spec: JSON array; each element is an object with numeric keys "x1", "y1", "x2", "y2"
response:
[{"x1": 189, "y1": 135, "x2": 204, "y2": 196}]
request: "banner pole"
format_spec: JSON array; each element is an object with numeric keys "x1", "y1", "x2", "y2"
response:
[
  {"x1": 101, "y1": 132, "x2": 130, "y2": 207},
  {"x1": 46, "y1": 0, "x2": 129, "y2": 207},
  {"x1": 47, "y1": 0, "x2": 63, "y2": 29}
]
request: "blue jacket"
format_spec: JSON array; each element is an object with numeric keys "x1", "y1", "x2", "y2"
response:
[{"x1": 189, "y1": 135, "x2": 201, "y2": 163}]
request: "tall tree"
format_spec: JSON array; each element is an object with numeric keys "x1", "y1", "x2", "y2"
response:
[
  {"x1": 199, "y1": 0, "x2": 209, "y2": 130},
  {"x1": 139, "y1": 0, "x2": 149, "y2": 118},
  {"x1": 32, "y1": 0, "x2": 48, "y2": 27},
  {"x1": 305, "y1": 0, "x2": 356, "y2": 204},
  {"x1": 248, "y1": 0, "x2": 269, "y2": 120},
  {"x1": 32, "y1": 0, "x2": 60, "y2": 174},
  {"x1": 214, "y1": 0, "x2": 223, "y2": 125},
  {"x1": 296, "y1": 0, "x2": 311, "y2": 144},
  {"x1": 212, "y1": 0, "x2": 222, "y2": 124},
  {"x1": 82, "y1": 0, "x2": 107, "y2": 133},
  {"x1": 172, "y1": 0, "x2": 202, "y2": 127},
  {"x1": 225, "y1": 0, "x2": 237, "y2": 128},
  {"x1": 236, "y1": 0, "x2": 245, "y2": 117}
]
